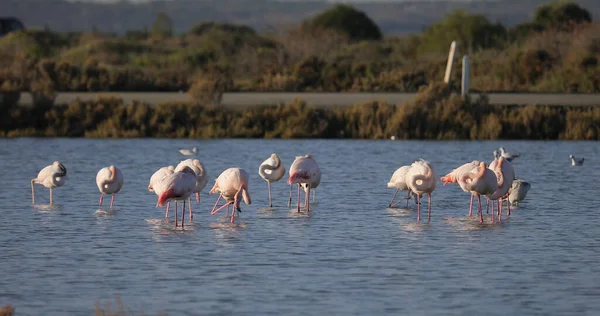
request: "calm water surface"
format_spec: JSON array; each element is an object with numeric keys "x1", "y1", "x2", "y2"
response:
[{"x1": 1, "y1": 139, "x2": 599, "y2": 315}]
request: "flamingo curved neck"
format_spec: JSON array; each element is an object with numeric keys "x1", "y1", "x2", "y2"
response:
[{"x1": 101, "y1": 169, "x2": 116, "y2": 189}]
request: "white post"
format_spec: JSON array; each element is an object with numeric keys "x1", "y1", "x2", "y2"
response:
[
  {"x1": 443, "y1": 41, "x2": 457, "y2": 84},
  {"x1": 462, "y1": 55, "x2": 470, "y2": 98}
]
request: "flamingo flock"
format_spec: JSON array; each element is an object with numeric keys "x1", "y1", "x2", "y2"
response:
[
  {"x1": 30, "y1": 152, "x2": 322, "y2": 227},
  {"x1": 389, "y1": 148, "x2": 531, "y2": 223},
  {"x1": 29, "y1": 145, "x2": 540, "y2": 226}
]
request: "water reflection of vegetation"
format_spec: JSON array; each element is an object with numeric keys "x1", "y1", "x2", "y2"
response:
[{"x1": 2, "y1": 82, "x2": 599, "y2": 140}]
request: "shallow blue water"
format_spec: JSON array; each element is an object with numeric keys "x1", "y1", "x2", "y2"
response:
[{"x1": 0, "y1": 138, "x2": 599, "y2": 315}]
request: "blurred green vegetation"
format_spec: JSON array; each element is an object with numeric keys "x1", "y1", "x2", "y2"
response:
[
  {"x1": 1, "y1": 1, "x2": 600, "y2": 140},
  {"x1": 0, "y1": 1, "x2": 598, "y2": 97}
]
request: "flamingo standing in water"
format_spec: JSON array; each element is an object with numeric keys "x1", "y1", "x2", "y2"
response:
[
  {"x1": 175, "y1": 158, "x2": 209, "y2": 220},
  {"x1": 209, "y1": 168, "x2": 252, "y2": 224},
  {"x1": 300, "y1": 173, "x2": 321, "y2": 205},
  {"x1": 487, "y1": 157, "x2": 515, "y2": 220},
  {"x1": 96, "y1": 165, "x2": 124, "y2": 210},
  {"x1": 148, "y1": 166, "x2": 175, "y2": 218},
  {"x1": 440, "y1": 160, "x2": 480, "y2": 216},
  {"x1": 288, "y1": 154, "x2": 321, "y2": 213},
  {"x1": 157, "y1": 166, "x2": 197, "y2": 227},
  {"x1": 457, "y1": 161, "x2": 498, "y2": 223},
  {"x1": 387, "y1": 165, "x2": 413, "y2": 208},
  {"x1": 405, "y1": 159, "x2": 437, "y2": 222},
  {"x1": 258, "y1": 153, "x2": 285, "y2": 207},
  {"x1": 31, "y1": 161, "x2": 67, "y2": 205}
]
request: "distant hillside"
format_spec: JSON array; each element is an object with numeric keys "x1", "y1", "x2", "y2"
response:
[{"x1": 2, "y1": 0, "x2": 600, "y2": 34}]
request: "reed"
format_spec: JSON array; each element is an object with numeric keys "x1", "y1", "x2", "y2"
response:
[{"x1": 1, "y1": 83, "x2": 598, "y2": 140}]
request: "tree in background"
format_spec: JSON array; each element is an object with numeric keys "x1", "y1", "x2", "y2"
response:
[
  {"x1": 301, "y1": 4, "x2": 382, "y2": 41},
  {"x1": 419, "y1": 10, "x2": 506, "y2": 54},
  {"x1": 152, "y1": 12, "x2": 173, "y2": 37},
  {"x1": 534, "y1": 1, "x2": 592, "y2": 30},
  {"x1": 509, "y1": 1, "x2": 592, "y2": 42}
]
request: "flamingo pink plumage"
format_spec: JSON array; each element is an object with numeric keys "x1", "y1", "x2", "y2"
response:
[
  {"x1": 157, "y1": 166, "x2": 197, "y2": 227},
  {"x1": 209, "y1": 168, "x2": 251, "y2": 224},
  {"x1": 405, "y1": 159, "x2": 437, "y2": 222},
  {"x1": 387, "y1": 165, "x2": 413, "y2": 208},
  {"x1": 148, "y1": 166, "x2": 175, "y2": 218},
  {"x1": 440, "y1": 160, "x2": 480, "y2": 216},
  {"x1": 288, "y1": 154, "x2": 321, "y2": 213},
  {"x1": 457, "y1": 162, "x2": 498, "y2": 223},
  {"x1": 487, "y1": 157, "x2": 515, "y2": 221},
  {"x1": 175, "y1": 158, "x2": 209, "y2": 221},
  {"x1": 96, "y1": 165, "x2": 124, "y2": 210}
]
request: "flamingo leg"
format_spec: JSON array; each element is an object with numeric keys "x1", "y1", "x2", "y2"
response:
[
  {"x1": 498, "y1": 199, "x2": 502, "y2": 222},
  {"x1": 31, "y1": 180, "x2": 36, "y2": 205},
  {"x1": 508, "y1": 202, "x2": 511, "y2": 216},
  {"x1": 486, "y1": 198, "x2": 489, "y2": 214},
  {"x1": 225, "y1": 203, "x2": 230, "y2": 217},
  {"x1": 50, "y1": 188, "x2": 53, "y2": 205},
  {"x1": 416, "y1": 193, "x2": 421, "y2": 222},
  {"x1": 196, "y1": 192, "x2": 200, "y2": 203},
  {"x1": 388, "y1": 188, "x2": 399, "y2": 207},
  {"x1": 427, "y1": 193, "x2": 432, "y2": 223},
  {"x1": 182, "y1": 199, "x2": 186, "y2": 228},
  {"x1": 211, "y1": 200, "x2": 232, "y2": 215},
  {"x1": 99, "y1": 194, "x2": 104, "y2": 206},
  {"x1": 165, "y1": 202, "x2": 170, "y2": 219},
  {"x1": 469, "y1": 194, "x2": 474, "y2": 216},
  {"x1": 231, "y1": 206, "x2": 235, "y2": 224},
  {"x1": 109, "y1": 194, "x2": 115, "y2": 210},
  {"x1": 390, "y1": 190, "x2": 410, "y2": 208},
  {"x1": 306, "y1": 186, "x2": 311, "y2": 213},
  {"x1": 313, "y1": 188, "x2": 316, "y2": 203},
  {"x1": 188, "y1": 196, "x2": 193, "y2": 221},
  {"x1": 268, "y1": 181, "x2": 272, "y2": 207},
  {"x1": 175, "y1": 201, "x2": 178, "y2": 227},
  {"x1": 287, "y1": 185, "x2": 292, "y2": 208},
  {"x1": 478, "y1": 195, "x2": 483, "y2": 223},
  {"x1": 296, "y1": 184, "x2": 301, "y2": 213},
  {"x1": 491, "y1": 199, "x2": 495, "y2": 222},
  {"x1": 210, "y1": 195, "x2": 223, "y2": 215}
]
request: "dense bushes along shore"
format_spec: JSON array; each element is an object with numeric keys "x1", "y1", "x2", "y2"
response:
[
  {"x1": 1, "y1": 83, "x2": 598, "y2": 140},
  {"x1": 1, "y1": 1, "x2": 600, "y2": 104}
]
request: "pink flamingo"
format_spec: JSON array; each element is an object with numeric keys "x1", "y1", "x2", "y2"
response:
[
  {"x1": 157, "y1": 166, "x2": 197, "y2": 228},
  {"x1": 457, "y1": 162, "x2": 498, "y2": 223},
  {"x1": 258, "y1": 153, "x2": 286, "y2": 207},
  {"x1": 31, "y1": 161, "x2": 67, "y2": 205},
  {"x1": 405, "y1": 159, "x2": 437, "y2": 222},
  {"x1": 148, "y1": 166, "x2": 175, "y2": 218},
  {"x1": 487, "y1": 157, "x2": 515, "y2": 221},
  {"x1": 440, "y1": 160, "x2": 480, "y2": 216},
  {"x1": 288, "y1": 154, "x2": 321, "y2": 213},
  {"x1": 387, "y1": 165, "x2": 413, "y2": 208},
  {"x1": 175, "y1": 159, "x2": 209, "y2": 221},
  {"x1": 209, "y1": 168, "x2": 252, "y2": 224},
  {"x1": 96, "y1": 165, "x2": 124, "y2": 210}
]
